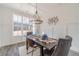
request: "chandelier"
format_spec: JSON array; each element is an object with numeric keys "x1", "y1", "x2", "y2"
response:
[
  {"x1": 48, "y1": 16, "x2": 59, "y2": 25},
  {"x1": 32, "y1": 3, "x2": 43, "y2": 35},
  {"x1": 33, "y1": 3, "x2": 43, "y2": 24}
]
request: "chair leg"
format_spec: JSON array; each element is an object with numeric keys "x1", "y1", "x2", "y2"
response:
[
  {"x1": 27, "y1": 47, "x2": 38, "y2": 56},
  {"x1": 26, "y1": 47, "x2": 29, "y2": 54},
  {"x1": 27, "y1": 50, "x2": 28, "y2": 54},
  {"x1": 32, "y1": 51, "x2": 33, "y2": 56},
  {"x1": 32, "y1": 48, "x2": 34, "y2": 56}
]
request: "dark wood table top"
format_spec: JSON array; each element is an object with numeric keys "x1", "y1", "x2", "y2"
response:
[{"x1": 27, "y1": 35, "x2": 58, "y2": 50}]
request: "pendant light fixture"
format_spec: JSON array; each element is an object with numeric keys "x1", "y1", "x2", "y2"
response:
[
  {"x1": 32, "y1": 3, "x2": 43, "y2": 35},
  {"x1": 33, "y1": 3, "x2": 43, "y2": 24}
]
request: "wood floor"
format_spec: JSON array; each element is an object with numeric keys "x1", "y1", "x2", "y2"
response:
[{"x1": 0, "y1": 42, "x2": 79, "y2": 56}]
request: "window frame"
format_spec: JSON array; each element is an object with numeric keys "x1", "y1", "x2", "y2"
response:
[{"x1": 12, "y1": 14, "x2": 32, "y2": 37}]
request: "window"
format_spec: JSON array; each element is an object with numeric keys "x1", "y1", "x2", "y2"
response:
[{"x1": 13, "y1": 14, "x2": 32, "y2": 36}]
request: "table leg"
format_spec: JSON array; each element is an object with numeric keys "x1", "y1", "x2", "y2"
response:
[{"x1": 40, "y1": 46, "x2": 44, "y2": 56}]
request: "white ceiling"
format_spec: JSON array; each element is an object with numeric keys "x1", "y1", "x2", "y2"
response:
[
  {"x1": 0, "y1": 3, "x2": 35, "y2": 15},
  {"x1": 0, "y1": 3, "x2": 79, "y2": 20}
]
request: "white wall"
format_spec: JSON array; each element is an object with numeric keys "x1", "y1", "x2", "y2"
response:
[
  {"x1": 0, "y1": 5, "x2": 32, "y2": 47},
  {"x1": 41, "y1": 4, "x2": 79, "y2": 52},
  {"x1": 68, "y1": 23, "x2": 79, "y2": 52}
]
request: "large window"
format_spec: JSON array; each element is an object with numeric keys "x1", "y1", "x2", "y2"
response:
[{"x1": 13, "y1": 14, "x2": 32, "y2": 36}]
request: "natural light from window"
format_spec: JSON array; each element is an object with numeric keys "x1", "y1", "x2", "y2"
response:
[{"x1": 13, "y1": 14, "x2": 32, "y2": 36}]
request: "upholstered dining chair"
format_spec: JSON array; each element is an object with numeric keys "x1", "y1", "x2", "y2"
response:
[
  {"x1": 26, "y1": 32, "x2": 38, "y2": 56},
  {"x1": 43, "y1": 36, "x2": 72, "y2": 56}
]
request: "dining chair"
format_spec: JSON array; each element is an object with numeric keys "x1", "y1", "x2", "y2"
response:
[
  {"x1": 26, "y1": 32, "x2": 38, "y2": 56},
  {"x1": 43, "y1": 36, "x2": 72, "y2": 56}
]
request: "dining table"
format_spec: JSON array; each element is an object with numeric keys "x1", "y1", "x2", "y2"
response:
[{"x1": 26, "y1": 35, "x2": 58, "y2": 56}]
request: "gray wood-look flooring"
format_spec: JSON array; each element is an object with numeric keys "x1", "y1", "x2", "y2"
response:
[
  {"x1": 0, "y1": 42, "x2": 79, "y2": 56},
  {"x1": 68, "y1": 50, "x2": 79, "y2": 56},
  {"x1": 0, "y1": 42, "x2": 25, "y2": 56}
]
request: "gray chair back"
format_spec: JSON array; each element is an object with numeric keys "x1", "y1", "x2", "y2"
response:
[{"x1": 53, "y1": 37, "x2": 72, "y2": 56}]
